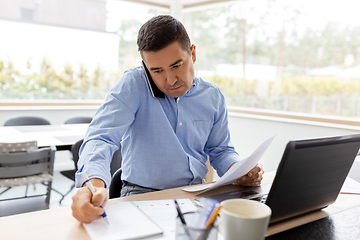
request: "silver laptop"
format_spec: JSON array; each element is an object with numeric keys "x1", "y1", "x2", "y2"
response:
[{"x1": 198, "y1": 134, "x2": 360, "y2": 224}]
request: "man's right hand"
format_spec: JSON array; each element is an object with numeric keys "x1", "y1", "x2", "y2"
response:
[{"x1": 71, "y1": 178, "x2": 109, "y2": 223}]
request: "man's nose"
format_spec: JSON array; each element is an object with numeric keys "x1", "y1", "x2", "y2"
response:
[{"x1": 166, "y1": 71, "x2": 177, "y2": 86}]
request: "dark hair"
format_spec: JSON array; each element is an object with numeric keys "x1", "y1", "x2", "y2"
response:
[{"x1": 137, "y1": 15, "x2": 191, "y2": 55}]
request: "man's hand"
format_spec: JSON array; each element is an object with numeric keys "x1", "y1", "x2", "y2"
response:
[
  {"x1": 234, "y1": 163, "x2": 264, "y2": 187},
  {"x1": 71, "y1": 178, "x2": 109, "y2": 223}
]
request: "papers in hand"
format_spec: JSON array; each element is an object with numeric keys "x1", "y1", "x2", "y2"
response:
[{"x1": 182, "y1": 133, "x2": 277, "y2": 194}]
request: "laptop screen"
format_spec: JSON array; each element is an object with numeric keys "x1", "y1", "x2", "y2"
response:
[{"x1": 266, "y1": 134, "x2": 360, "y2": 223}]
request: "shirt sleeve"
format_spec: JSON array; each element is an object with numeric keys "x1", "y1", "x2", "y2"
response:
[
  {"x1": 75, "y1": 69, "x2": 143, "y2": 188},
  {"x1": 204, "y1": 88, "x2": 242, "y2": 177}
]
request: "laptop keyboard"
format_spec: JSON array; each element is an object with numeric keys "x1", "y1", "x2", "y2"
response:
[{"x1": 251, "y1": 195, "x2": 268, "y2": 203}]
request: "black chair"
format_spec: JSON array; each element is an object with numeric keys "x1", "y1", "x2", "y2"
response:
[
  {"x1": 64, "y1": 117, "x2": 92, "y2": 125},
  {"x1": 109, "y1": 168, "x2": 122, "y2": 199},
  {"x1": 59, "y1": 139, "x2": 122, "y2": 203},
  {"x1": 4, "y1": 116, "x2": 51, "y2": 126}
]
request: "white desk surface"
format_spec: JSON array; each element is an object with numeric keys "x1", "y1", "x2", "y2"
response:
[{"x1": 0, "y1": 124, "x2": 88, "y2": 148}]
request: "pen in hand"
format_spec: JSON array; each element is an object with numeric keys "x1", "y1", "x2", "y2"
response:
[{"x1": 82, "y1": 172, "x2": 109, "y2": 225}]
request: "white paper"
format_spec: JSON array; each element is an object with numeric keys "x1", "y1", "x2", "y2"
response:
[
  {"x1": 340, "y1": 177, "x2": 360, "y2": 194},
  {"x1": 182, "y1": 133, "x2": 277, "y2": 194},
  {"x1": 133, "y1": 199, "x2": 198, "y2": 239},
  {"x1": 181, "y1": 184, "x2": 214, "y2": 192},
  {"x1": 83, "y1": 202, "x2": 163, "y2": 240}
]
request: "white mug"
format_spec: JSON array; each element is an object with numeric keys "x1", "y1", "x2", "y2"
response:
[{"x1": 220, "y1": 199, "x2": 271, "y2": 240}]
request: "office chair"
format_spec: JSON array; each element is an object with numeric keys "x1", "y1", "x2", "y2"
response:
[
  {"x1": 0, "y1": 142, "x2": 56, "y2": 205},
  {"x1": 4, "y1": 116, "x2": 51, "y2": 126},
  {"x1": 109, "y1": 168, "x2": 122, "y2": 199},
  {"x1": 2, "y1": 116, "x2": 58, "y2": 197},
  {"x1": 64, "y1": 116, "x2": 92, "y2": 125},
  {"x1": 59, "y1": 139, "x2": 122, "y2": 204}
]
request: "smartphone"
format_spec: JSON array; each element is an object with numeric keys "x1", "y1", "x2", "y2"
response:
[{"x1": 142, "y1": 61, "x2": 165, "y2": 99}]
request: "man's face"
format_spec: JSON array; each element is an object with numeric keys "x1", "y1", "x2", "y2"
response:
[{"x1": 142, "y1": 41, "x2": 196, "y2": 98}]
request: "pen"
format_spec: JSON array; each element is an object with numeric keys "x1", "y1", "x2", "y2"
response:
[
  {"x1": 82, "y1": 172, "x2": 109, "y2": 225},
  {"x1": 174, "y1": 199, "x2": 192, "y2": 239},
  {"x1": 203, "y1": 201, "x2": 217, "y2": 225},
  {"x1": 174, "y1": 199, "x2": 187, "y2": 225},
  {"x1": 205, "y1": 203, "x2": 220, "y2": 227},
  {"x1": 195, "y1": 203, "x2": 220, "y2": 240}
]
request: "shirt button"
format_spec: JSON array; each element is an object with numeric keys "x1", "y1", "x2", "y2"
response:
[{"x1": 179, "y1": 122, "x2": 183, "y2": 126}]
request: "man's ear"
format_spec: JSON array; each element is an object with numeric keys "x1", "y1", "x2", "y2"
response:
[{"x1": 191, "y1": 44, "x2": 196, "y2": 64}]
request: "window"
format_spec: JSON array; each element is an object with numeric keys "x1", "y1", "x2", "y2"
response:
[
  {"x1": 0, "y1": 0, "x2": 165, "y2": 100},
  {"x1": 2, "y1": 0, "x2": 359, "y2": 119},
  {"x1": 183, "y1": 0, "x2": 360, "y2": 118}
]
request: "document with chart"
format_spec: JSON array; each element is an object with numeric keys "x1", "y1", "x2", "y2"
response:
[
  {"x1": 83, "y1": 201, "x2": 163, "y2": 240},
  {"x1": 83, "y1": 199, "x2": 198, "y2": 240}
]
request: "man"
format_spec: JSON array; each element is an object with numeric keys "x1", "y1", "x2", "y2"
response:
[{"x1": 71, "y1": 15, "x2": 264, "y2": 223}]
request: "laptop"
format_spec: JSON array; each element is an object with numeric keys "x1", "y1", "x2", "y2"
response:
[{"x1": 198, "y1": 134, "x2": 360, "y2": 224}]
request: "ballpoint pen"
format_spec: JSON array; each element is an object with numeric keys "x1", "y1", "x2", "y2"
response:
[
  {"x1": 205, "y1": 203, "x2": 221, "y2": 228},
  {"x1": 174, "y1": 199, "x2": 192, "y2": 239},
  {"x1": 174, "y1": 199, "x2": 187, "y2": 225},
  {"x1": 82, "y1": 172, "x2": 110, "y2": 225}
]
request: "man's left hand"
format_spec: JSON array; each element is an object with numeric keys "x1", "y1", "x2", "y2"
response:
[{"x1": 235, "y1": 163, "x2": 264, "y2": 187}]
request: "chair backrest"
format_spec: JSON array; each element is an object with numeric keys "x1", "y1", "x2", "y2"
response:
[
  {"x1": 70, "y1": 139, "x2": 84, "y2": 170},
  {"x1": 111, "y1": 147, "x2": 122, "y2": 176},
  {"x1": 109, "y1": 168, "x2": 122, "y2": 199},
  {"x1": 0, "y1": 141, "x2": 38, "y2": 154},
  {"x1": 109, "y1": 146, "x2": 123, "y2": 199},
  {"x1": 4, "y1": 116, "x2": 51, "y2": 126},
  {"x1": 71, "y1": 139, "x2": 122, "y2": 176},
  {"x1": 0, "y1": 145, "x2": 56, "y2": 179},
  {"x1": 64, "y1": 117, "x2": 92, "y2": 124}
]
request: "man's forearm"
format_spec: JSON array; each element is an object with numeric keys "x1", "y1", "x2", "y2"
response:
[
  {"x1": 228, "y1": 162, "x2": 237, "y2": 170},
  {"x1": 82, "y1": 178, "x2": 105, "y2": 188}
]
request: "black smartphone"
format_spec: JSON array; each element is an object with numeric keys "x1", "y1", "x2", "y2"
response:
[{"x1": 142, "y1": 61, "x2": 165, "y2": 99}]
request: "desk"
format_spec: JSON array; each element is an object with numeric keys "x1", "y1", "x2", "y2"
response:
[
  {"x1": 0, "y1": 173, "x2": 359, "y2": 240},
  {"x1": 0, "y1": 124, "x2": 88, "y2": 150}
]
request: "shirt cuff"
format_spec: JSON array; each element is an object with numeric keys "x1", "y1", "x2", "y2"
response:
[
  {"x1": 213, "y1": 154, "x2": 242, "y2": 177},
  {"x1": 75, "y1": 165, "x2": 109, "y2": 189}
]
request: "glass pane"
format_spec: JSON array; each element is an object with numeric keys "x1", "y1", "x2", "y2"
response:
[
  {"x1": 183, "y1": 0, "x2": 360, "y2": 118},
  {"x1": 0, "y1": 0, "x2": 166, "y2": 100}
]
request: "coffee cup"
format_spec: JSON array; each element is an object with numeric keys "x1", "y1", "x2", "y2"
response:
[{"x1": 220, "y1": 199, "x2": 271, "y2": 240}]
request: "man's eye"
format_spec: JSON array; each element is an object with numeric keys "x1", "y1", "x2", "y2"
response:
[
  {"x1": 173, "y1": 64, "x2": 181, "y2": 68},
  {"x1": 154, "y1": 70, "x2": 162, "y2": 73}
]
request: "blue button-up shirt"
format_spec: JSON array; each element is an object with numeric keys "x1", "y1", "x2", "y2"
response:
[{"x1": 75, "y1": 66, "x2": 241, "y2": 190}]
